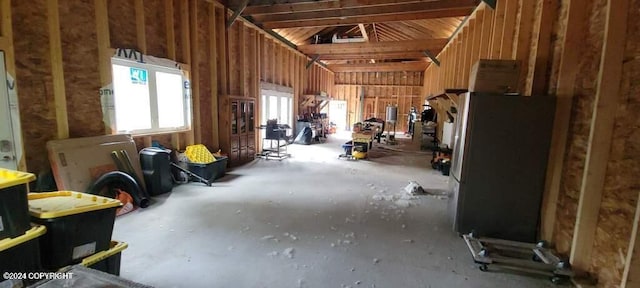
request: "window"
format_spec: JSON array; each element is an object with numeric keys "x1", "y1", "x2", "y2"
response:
[
  {"x1": 111, "y1": 58, "x2": 190, "y2": 134},
  {"x1": 261, "y1": 91, "x2": 293, "y2": 126}
]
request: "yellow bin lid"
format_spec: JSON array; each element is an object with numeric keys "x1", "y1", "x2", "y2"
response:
[
  {"x1": 81, "y1": 241, "x2": 128, "y2": 267},
  {"x1": 28, "y1": 191, "x2": 122, "y2": 219},
  {"x1": 0, "y1": 168, "x2": 36, "y2": 190},
  {"x1": 0, "y1": 225, "x2": 46, "y2": 252}
]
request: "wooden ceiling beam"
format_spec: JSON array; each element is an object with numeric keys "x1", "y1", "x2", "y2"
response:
[
  {"x1": 299, "y1": 39, "x2": 448, "y2": 54},
  {"x1": 263, "y1": 8, "x2": 473, "y2": 29},
  {"x1": 245, "y1": 0, "x2": 469, "y2": 15},
  {"x1": 358, "y1": 24, "x2": 369, "y2": 41},
  {"x1": 317, "y1": 51, "x2": 431, "y2": 60},
  {"x1": 253, "y1": 0, "x2": 478, "y2": 23},
  {"x1": 328, "y1": 61, "x2": 429, "y2": 72}
]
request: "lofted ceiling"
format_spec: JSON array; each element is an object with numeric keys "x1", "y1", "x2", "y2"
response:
[{"x1": 233, "y1": 0, "x2": 479, "y2": 71}]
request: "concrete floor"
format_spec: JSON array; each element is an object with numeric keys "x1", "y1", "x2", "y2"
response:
[{"x1": 113, "y1": 133, "x2": 559, "y2": 288}]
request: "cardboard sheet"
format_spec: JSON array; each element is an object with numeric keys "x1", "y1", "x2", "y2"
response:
[{"x1": 47, "y1": 134, "x2": 146, "y2": 192}]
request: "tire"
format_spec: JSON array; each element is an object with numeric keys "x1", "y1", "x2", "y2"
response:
[{"x1": 479, "y1": 264, "x2": 488, "y2": 272}]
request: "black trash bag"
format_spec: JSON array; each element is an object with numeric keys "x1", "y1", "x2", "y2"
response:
[{"x1": 294, "y1": 126, "x2": 313, "y2": 145}]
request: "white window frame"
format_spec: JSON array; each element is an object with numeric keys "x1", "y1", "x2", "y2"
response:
[{"x1": 111, "y1": 57, "x2": 191, "y2": 135}]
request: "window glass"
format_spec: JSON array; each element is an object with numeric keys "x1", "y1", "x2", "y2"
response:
[
  {"x1": 156, "y1": 71, "x2": 185, "y2": 128},
  {"x1": 269, "y1": 96, "x2": 278, "y2": 121},
  {"x1": 112, "y1": 64, "x2": 152, "y2": 131},
  {"x1": 112, "y1": 59, "x2": 188, "y2": 134},
  {"x1": 231, "y1": 102, "x2": 238, "y2": 134}
]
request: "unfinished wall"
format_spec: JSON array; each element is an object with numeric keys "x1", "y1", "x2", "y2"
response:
[
  {"x1": 334, "y1": 72, "x2": 423, "y2": 132},
  {"x1": 11, "y1": 0, "x2": 55, "y2": 174},
  {"x1": 422, "y1": 0, "x2": 640, "y2": 287},
  {"x1": 589, "y1": 0, "x2": 640, "y2": 285},
  {"x1": 8, "y1": 0, "x2": 326, "y2": 171}
]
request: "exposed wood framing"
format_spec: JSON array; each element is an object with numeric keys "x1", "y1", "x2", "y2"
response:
[
  {"x1": 423, "y1": 50, "x2": 440, "y2": 66},
  {"x1": 478, "y1": 4, "x2": 493, "y2": 59},
  {"x1": 189, "y1": 0, "x2": 201, "y2": 144},
  {"x1": 47, "y1": 0, "x2": 69, "y2": 139},
  {"x1": 540, "y1": 0, "x2": 587, "y2": 241},
  {"x1": 623, "y1": 193, "x2": 640, "y2": 287},
  {"x1": 226, "y1": 0, "x2": 249, "y2": 28},
  {"x1": 253, "y1": 0, "x2": 477, "y2": 23},
  {"x1": 500, "y1": 0, "x2": 517, "y2": 59},
  {"x1": 306, "y1": 54, "x2": 319, "y2": 69},
  {"x1": 165, "y1": 0, "x2": 181, "y2": 149},
  {"x1": 299, "y1": 39, "x2": 448, "y2": 55},
  {"x1": 182, "y1": 0, "x2": 194, "y2": 146},
  {"x1": 245, "y1": 0, "x2": 477, "y2": 15},
  {"x1": 210, "y1": 3, "x2": 219, "y2": 148},
  {"x1": 569, "y1": 0, "x2": 629, "y2": 272},
  {"x1": 318, "y1": 51, "x2": 431, "y2": 61},
  {"x1": 489, "y1": 0, "x2": 506, "y2": 58},
  {"x1": 95, "y1": 0, "x2": 111, "y2": 135},
  {"x1": 512, "y1": 0, "x2": 535, "y2": 91},
  {"x1": 328, "y1": 61, "x2": 428, "y2": 73},
  {"x1": 263, "y1": 8, "x2": 473, "y2": 29},
  {"x1": 528, "y1": 0, "x2": 558, "y2": 95}
]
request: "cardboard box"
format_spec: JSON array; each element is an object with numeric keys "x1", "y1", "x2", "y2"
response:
[
  {"x1": 469, "y1": 60, "x2": 521, "y2": 94},
  {"x1": 47, "y1": 134, "x2": 146, "y2": 193}
]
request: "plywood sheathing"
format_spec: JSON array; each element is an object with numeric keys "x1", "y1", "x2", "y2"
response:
[
  {"x1": 108, "y1": 0, "x2": 136, "y2": 49},
  {"x1": 144, "y1": 0, "x2": 168, "y2": 59},
  {"x1": 11, "y1": 0, "x2": 55, "y2": 174},
  {"x1": 59, "y1": 0, "x2": 103, "y2": 138},
  {"x1": 196, "y1": 0, "x2": 212, "y2": 149},
  {"x1": 590, "y1": 0, "x2": 640, "y2": 284},
  {"x1": 553, "y1": 0, "x2": 606, "y2": 256}
]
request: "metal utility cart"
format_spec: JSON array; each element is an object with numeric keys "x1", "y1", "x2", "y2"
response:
[
  {"x1": 258, "y1": 122, "x2": 291, "y2": 160},
  {"x1": 463, "y1": 233, "x2": 573, "y2": 284}
]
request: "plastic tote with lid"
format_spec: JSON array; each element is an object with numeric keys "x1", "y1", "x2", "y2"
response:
[
  {"x1": 0, "y1": 168, "x2": 36, "y2": 240},
  {"x1": 28, "y1": 191, "x2": 122, "y2": 270},
  {"x1": 0, "y1": 225, "x2": 46, "y2": 285}
]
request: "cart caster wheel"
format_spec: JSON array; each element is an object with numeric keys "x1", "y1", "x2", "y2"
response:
[
  {"x1": 479, "y1": 264, "x2": 488, "y2": 272},
  {"x1": 532, "y1": 254, "x2": 542, "y2": 262},
  {"x1": 550, "y1": 276, "x2": 567, "y2": 285},
  {"x1": 537, "y1": 240, "x2": 548, "y2": 248}
]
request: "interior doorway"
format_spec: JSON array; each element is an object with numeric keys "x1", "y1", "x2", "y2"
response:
[{"x1": 329, "y1": 100, "x2": 347, "y2": 132}]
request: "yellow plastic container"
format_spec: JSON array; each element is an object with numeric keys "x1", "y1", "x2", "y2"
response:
[
  {"x1": 1, "y1": 225, "x2": 46, "y2": 281},
  {"x1": 0, "y1": 168, "x2": 36, "y2": 240},
  {"x1": 28, "y1": 191, "x2": 122, "y2": 219},
  {"x1": 0, "y1": 225, "x2": 46, "y2": 252},
  {"x1": 185, "y1": 144, "x2": 215, "y2": 164},
  {"x1": 0, "y1": 168, "x2": 36, "y2": 190},
  {"x1": 28, "y1": 191, "x2": 122, "y2": 270},
  {"x1": 81, "y1": 241, "x2": 128, "y2": 267}
]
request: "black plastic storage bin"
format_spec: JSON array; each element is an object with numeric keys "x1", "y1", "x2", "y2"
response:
[
  {"x1": 28, "y1": 191, "x2": 122, "y2": 270},
  {"x1": 81, "y1": 241, "x2": 127, "y2": 276},
  {"x1": 0, "y1": 225, "x2": 46, "y2": 284},
  {"x1": 187, "y1": 156, "x2": 228, "y2": 181},
  {"x1": 140, "y1": 148, "x2": 173, "y2": 196},
  {"x1": 0, "y1": 169, "x2": 36, "y2": 241}
]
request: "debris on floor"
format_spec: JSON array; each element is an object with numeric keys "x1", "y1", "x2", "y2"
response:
[
  {"x1": 261, "y1": 235, "x2": 275, "y2": 241},
  {"x1": 283, "y1": 247, "x2": 295, "y2": 259},
  {"x1": 404, "y1": 181, "x2": 426, "y2": 195}
]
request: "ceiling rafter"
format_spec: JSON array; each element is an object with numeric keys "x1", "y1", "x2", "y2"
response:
[
  {"x1": 328, "y1": 61, "x2": 429, "y2": 72},
  {"x1": 244, "y1": 0, "x2": 472, "y2": 15},
  {"x1": 262, "y1": 8, "x2": 473, "y2": 29},
  {"x1": 252, "y1": 0, "x2": 478, "y2": 23},
  {"x1": 298, "y1": 39, "x2": 448, "y2": 55}
]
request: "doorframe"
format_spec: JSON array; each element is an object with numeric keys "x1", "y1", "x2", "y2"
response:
[{"x1": 0, "y1": 51, "x2": 23, "y2": 171}]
